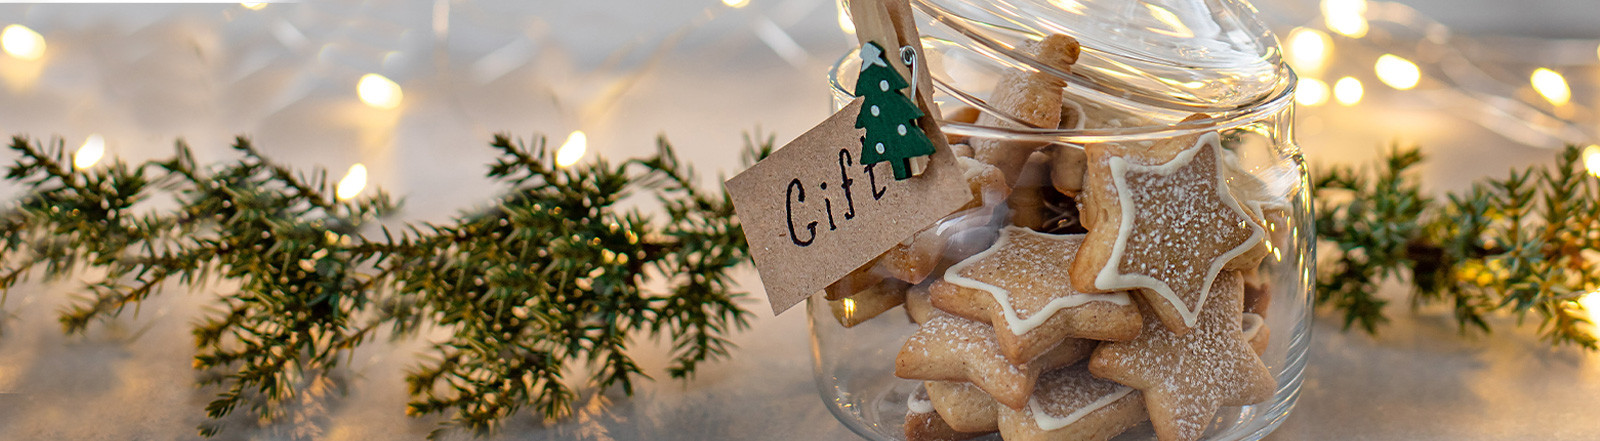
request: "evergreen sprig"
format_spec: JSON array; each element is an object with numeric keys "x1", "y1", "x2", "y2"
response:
[
  {"x1": 0, "y1": 133, "x2": 769, "y2": 438},
  {"x1": 1314, "y1": 144, "x2": 1600, "y2": 350}
]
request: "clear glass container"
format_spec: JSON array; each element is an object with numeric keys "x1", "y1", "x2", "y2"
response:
[{"x1": 809, "y1": 0, "x2": 1310, "y2": 440}]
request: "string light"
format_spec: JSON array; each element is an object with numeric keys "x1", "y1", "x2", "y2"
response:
[
  {"x1": 723, "y1": 0, "x2": 750, "y2": 8},
  {"x1": 556, "y1": 130, "x2": 587, "y2": 168},
  {"x1": 1530, "y1": 68, "x2": 1570, "y2": 106},
  {"x1": 1321, "y1": 0, "x2": 1368, "y2": 38},
  {"x1": 2, "y1": 24, "x2": 46, "y2": 61},
  {"x1": 1334, "y1": 77, "x2": 1363, "y2": 106},
  {"x1": 357, "y1": 73, "x2": 403, "y2": 109},
  {"x1": 1583, "y1": 145, "x2": 1600, "y2": 177},
  {"x1": 1580, "y1": 292, "x2": 1600, "y2": 338},
  {"x1": 74, "y1": 134, "x2": 105, "y2": 170},
  {"x1": 1297, "y1": 78, "x2": 1330, "y2": 107},
  {"x1": 336, "y1": 164, "x2": 367, "y2": 201},
  {"x1": 1374, "y1": 54, "x2": 1420, "y2": 90},
  {"x1": 1287, "y1": 28, "x2": 1332, "y2": 75}
]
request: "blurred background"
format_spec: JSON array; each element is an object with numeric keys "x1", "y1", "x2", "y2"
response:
[{"x1": 0, "y1": 1, "x2": 1597, "y2": 439}]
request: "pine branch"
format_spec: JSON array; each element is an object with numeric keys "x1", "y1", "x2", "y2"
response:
[
  {"x1": 1313, "y1": 145, "x2": 1600, "y2": 350},
  {"x1": 0, "y1": 132, "x2": 757, "y2": 438}
]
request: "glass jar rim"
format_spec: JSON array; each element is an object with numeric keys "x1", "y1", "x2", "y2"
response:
[{"x1": 828, "y1": 34, "x2": 1296, "y2": 144}]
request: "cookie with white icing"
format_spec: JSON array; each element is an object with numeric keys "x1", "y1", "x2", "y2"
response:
[
  {"x1": 896, "y1": 310, "x2": 1096, "y2": 409},
  {"x1": 997, "y1": 364, "x2": 1148, "y2": 441},
  {"x1": 906, "y1": 385, "x2": 991, "y2": 441},
  {"x1": 1072, "y1": 123, "x2": 1269, "y2": 334},
  {"x1": 925, "y1": 381, "x2": 1001, "y2": 433},
  {"x1": 1088, "y1": 271, "x2": 1275, "y2": 441},
  {"x1": 825, "y1": 156, "x2": 1010, "y2": 302},
  {"x1": 930, "y1": 227, "x2": 1140, "y2": 363}
]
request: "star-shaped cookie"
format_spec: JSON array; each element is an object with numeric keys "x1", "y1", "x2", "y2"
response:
[
  {"x1": 896, "y1": 310, "x2": 1095, "y2": 409},
  {"x1": 931, "y1": 227, "x2": 1140, "y2": 363},
  {"x1": 925, "y1": 380, "x2": 1000, "y2": 433},
  {"x1": 906, "y1": 385, "x2": 991, "y2": 441},
  {"x1": 1072, "y1": 130, "x2": 1268, "y2": 333},
  {"x1": 1087, "y1": 270, "x2": 1275, "y2": 441},
  {"x1": 997, "y1": 364, "x2": 1148, "y2": 441}
]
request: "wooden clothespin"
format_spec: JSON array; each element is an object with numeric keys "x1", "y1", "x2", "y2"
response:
[
  {"x1": 724, "y1": 0, "x2": 969, "y2": 315},
  {"x1": 846, "y1": 0, "x2": 952, "y2": 179}
]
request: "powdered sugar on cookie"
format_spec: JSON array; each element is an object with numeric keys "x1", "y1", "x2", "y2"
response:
[
  {"x1": 1098, "y1": 132, "x2": 1265, "y2": 329},
  {"x1": 945, "y1": 227, "x2": 1131, "y2": 335}
]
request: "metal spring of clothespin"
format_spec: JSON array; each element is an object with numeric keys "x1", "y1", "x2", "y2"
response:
[{"x1": 899, "y1": 45, "x2": 918, "y2": 100}]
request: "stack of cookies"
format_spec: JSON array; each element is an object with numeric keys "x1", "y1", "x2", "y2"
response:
[{"x1": 823, "y1": 33, "x2": 1291, "y2": 441}]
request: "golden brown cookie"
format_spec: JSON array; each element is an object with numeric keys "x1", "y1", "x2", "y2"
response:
[
  {"x1": 1047, "y1": 144, "x2": 1088, "y2": 197},
  {"x1": 896, "y1": 310, "x2": 1096, "y2": 409},
  {"x1": 825, "y1": 262, "x2": 888, "y2": 301},
  {"x1": 907, "y1": 385, "x2": 991, "y2": 441},
  {"x1": 997, "y1": 364, "x2": 1148, "y2": 441},
  {"x1": 1219, "y1": 145, "x2": 1291, "y2": 221},
  {"x1": 824, "y1": 157, "x2": 1009, "y2": 301},
  {"x1": 905, "y1": 282, "x2": 941, "y2": 325},
  {"x1": 1072, "y1": 129, "x2": 1269, "y2": 334},
  {"x1": 931, "y1": 227, "x2": 1140, "y2": 363},
  {"x1": 944, "y1": 106, "x2": 982, "y2": 146},
  {"x1": 957, "y1": 156, "x2": 1010, "y2": 212},
  {"x1": 1242, "y1": 271, "x2": 1271, "y2": 318},
  {"x1": 971, "y1": 34, "x2": 1079, "y2": 185},
  {"x1": 828, "y1": 277, "x2": 910, "y2": 327},
  {"x1": 925, "y1": 381, "x2": 1000, "y2": 433},
  {"x1": 1242, "y1": 312, "x2": 1269, "y2": 355},
  {"x1": 1007, "y1": 152, "x2": 1054, "y2": 230},
  {"x1": 1088, "y1": 271, "x2": 1276, "y2": 441},
  {"x1": 1006, "y1": 153, "x2": 1087, "y2": 234}
]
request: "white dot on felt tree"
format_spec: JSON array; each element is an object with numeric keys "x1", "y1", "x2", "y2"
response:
[
  {"x1": 871, "y1": 105, "x2": 880, "y2": 116},
  {"x1": 876, "y1": 143, "x2": 885, "y2": 154},
  {"x1": 880, "y1": 80, "x2": 889, "y2": 91},
  {"x1": 897, "y1": 124, "x2": 907, "y2": 136}
]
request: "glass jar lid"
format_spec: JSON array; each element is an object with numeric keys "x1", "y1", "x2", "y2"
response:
[{"x1": 911, "y1": 0, "x2": 1290, "y2": 115}]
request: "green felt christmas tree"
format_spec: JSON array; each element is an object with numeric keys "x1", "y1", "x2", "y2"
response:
[{"x1": 854, "y1": 41, "x2": 935, "y2": 180}]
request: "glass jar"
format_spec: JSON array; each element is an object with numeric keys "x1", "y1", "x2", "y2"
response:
[{"x1": 809, "y1": 1, "x2": 1310, "y2": 440}]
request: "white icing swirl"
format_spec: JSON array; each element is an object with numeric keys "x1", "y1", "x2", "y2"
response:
[
  {"x1": 944, "y1": 227, "x2": 1131, "y2": 335},
  {"x1": 1096, "y1": 132, "x2": 1265, "y2": 328},
  {"x1": 1029, "y1": 386, "x2": 1134, "y2": 430}
]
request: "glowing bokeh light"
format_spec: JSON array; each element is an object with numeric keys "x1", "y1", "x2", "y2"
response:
[
  {"x1": 1297, "y1": 78, "x2": 1330, "y2": 107},
  {"x1": 723, "y1": 0, "x2": 750, "y2": 8},
  {"x1": 556, "y1": 131, "x2": 588, "y2": 168},
  {"x1": 74, "y1": 134, "x2": 105, "y2": 170},
  {"x1": 1287, "y1": 28, "x2": 1331, "y2": 75},
  {"x1": 1375, "y1": 54, "x2": 1420, "y2": 90},
  {"x1": 2, "y1": 25, "x2": 46, "y2": 61},
  {"x1": 1579, "y1": 291, "x2": 1600, "y2": 338},
  {"x1": 1334, "y1": 76, "x2": 1363, "y2": 106},
  {"x1": 1322, "y1": 0, "x2": 1368, "y2": 38},
  {"x1": 336, "y1": 164, "x2": 368, "y2": 201},
  {"x1": 1583, "y1": 145, "x2": 1600, "y2": 178},
  {"x1": 1531, "y1": 68, "x2": 1571, "y2": 106},
  {"x1": 357, "y1": 73, "x2": 403, "y2": 109},
  {"x1": 241, "y1": 3, "x2": 267, "y2": 10}
]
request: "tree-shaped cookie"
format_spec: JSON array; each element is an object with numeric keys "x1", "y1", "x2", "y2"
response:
[{"x1": 855, "y1": 41, "x2": 935, "y2": 180}]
